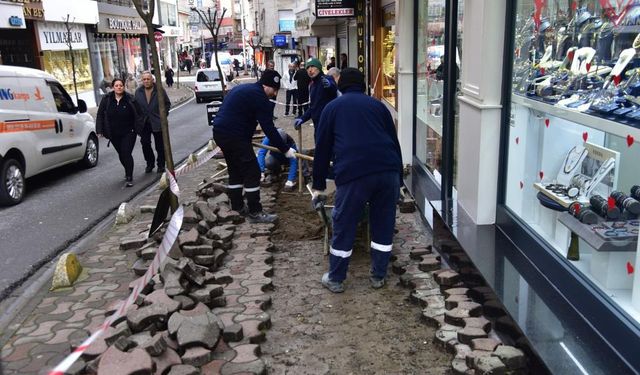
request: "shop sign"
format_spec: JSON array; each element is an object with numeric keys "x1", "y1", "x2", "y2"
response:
[
  {"x1": 315, "y1": 0, "x2": 355, "y2": 18},
  {"x1": 98, "y1": 14, "x2": 145, "y2": 34},
  {"x1": 9, "y1": 16, "x2": 23, "y2": 27},
  {"x1": 355, "y1": 0, "x2": 365, "y2": 74},
  {"x1": 280, "y1": 49, "x2": 298, "y2": 55},
  {"x1": 37, "y1": 21, "x2": 88, "y2": 51},
  {"x1": 11, "y1": 0, "x2": 45, "y2": 20}
]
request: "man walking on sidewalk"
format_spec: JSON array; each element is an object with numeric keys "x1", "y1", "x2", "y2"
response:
[
  {"x1": 311, "y1": 68, "x2": 403, "y2": 293},
  {"x1": 135, "y1": 71, "x2": 171, "y2": 173},
  {"x1": 293, "y1": 61, "x2": 310, "y2": 117},
  {"x1": 212, "y1": 70, "x2": 297, "y2": 223},
  {"x1": 282, "y1": 63, "x2": 298, "y2": 117}
]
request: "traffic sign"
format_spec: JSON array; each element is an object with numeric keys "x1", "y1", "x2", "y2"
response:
[{"x1": 154, "y1": 31, "x2": 163, "y2": 42}]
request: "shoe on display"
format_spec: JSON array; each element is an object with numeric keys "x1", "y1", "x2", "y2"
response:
[
  {"x1": 321, "y1": 273, "x2": 345, "y2": 293},
  {"x1": 145, "y1": 165, "x2": 154, "y2": 173},
  {"x1": 246, "y1": 211, "x2": 278, "y2": 224}
]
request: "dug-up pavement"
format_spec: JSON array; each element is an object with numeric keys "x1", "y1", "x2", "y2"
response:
[{"x1": 1, "y1": 88, "x2": 533, "y2": 375}]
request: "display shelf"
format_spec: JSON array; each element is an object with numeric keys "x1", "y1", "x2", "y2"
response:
[
  {"x1": 558, "y1": 212, "x2": 638, "y2": 252},
  {"x1": 533, "y1": 183, "x2": 589, "y2": 208},
  {"x1": 511, "y1": 94, "x2": 640, "y2": 143}
]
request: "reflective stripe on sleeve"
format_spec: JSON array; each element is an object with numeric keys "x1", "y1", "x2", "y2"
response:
[
  {"x1": 371, "y1": 241, "x2": 392, "y2": 252},
  {"x1": 227, "y1": 184, "x2": 243, "y2": 189},
  {"x1": 330, "y1": 247, "x2": 353, "y2": 258}
]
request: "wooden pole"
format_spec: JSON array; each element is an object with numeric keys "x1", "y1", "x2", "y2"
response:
[
  {"x1": 251, "y1": 142, "x2": 314, "y2": 161},
  {"x1": 297, "y1": 127, "x2": 303, "y2": 192}
]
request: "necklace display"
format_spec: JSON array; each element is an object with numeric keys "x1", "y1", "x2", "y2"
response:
[{"x1": 563, "y1": 146, "x2": 588, "y2": 174}]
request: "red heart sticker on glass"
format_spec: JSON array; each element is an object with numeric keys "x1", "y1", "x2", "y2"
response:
[
  {"x1": 627, "y1": 262, "x2": 634, "y2": 274},
  {"x1": 515, "y1": 137, "x2": 520, "y2": 144},
  {"x1": 608, "y1": 196, "x2": 616, "y2": 209},
  {"x1": 582, "y1": 132, "x2": 588, "y2": 142},
  {"x1": 571, "y1": 1, "x2": 577, "y2": 11},
  {"x1": 574, "y1": 204, "x2": 581, "y2": 215},
  {"x1": 586, "y1": 63, "x2": 591, "y2": 72},
  {"x1": 545, "y1": 119, "x2": 550, "y2": 128},
  {"x1": 539, "y1": 171, "x2": 544, "y2": 180},
  {"x1": 627, "y1": 135, "x2": 635, "y2": 147},
  {"x1": 519, "y1": 181, "x2": 524, "y2": 189},
  {"x1": 568, "y1": 50, "x2": 575, "y2": 61},
  {"x1": 613, "y1": 75, "x2": 622, "y2": 86},
  {"x1": 540, "y1": 68, "x2": 545, "y2": 75}
]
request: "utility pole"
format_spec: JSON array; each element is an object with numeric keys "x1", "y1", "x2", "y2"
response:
[
  {"x1": 240, "y1": 0, "x2": 248, "y2": 75},
  {"x1": 62, "y1": 14, "x2": 79, "y2": 103},
  {"x1": 191, "y1": 5, "x2": 227, "y2": 93}
]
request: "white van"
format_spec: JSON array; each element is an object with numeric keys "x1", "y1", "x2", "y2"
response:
[
  {"x1": 0, "y1": 66, "x2": 98, "y2": 205},
  {"x1": 194, "y1": 68, "x2": 225, "y2": 103},
  {"x1": 212, "y1": 52, "x2": 234, "y2": 82}
]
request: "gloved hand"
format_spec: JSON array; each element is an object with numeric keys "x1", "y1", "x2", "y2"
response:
[
  {"x1": 294, "y1": 118, "x2": 304, "y2": 130},
  {"x1": 284, "y1": 148, "x2": 296, "y2": 159},
  {"x1": 321, "y1": 76, "x2": 331, "y2": 88},
  {"x1": 311, "y1": 189, "x2": 327, "y2": 210}
]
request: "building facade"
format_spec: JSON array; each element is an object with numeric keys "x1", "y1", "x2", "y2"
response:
[{"x1": 392, "y1": 0, "x2": 640, "y2": 373}]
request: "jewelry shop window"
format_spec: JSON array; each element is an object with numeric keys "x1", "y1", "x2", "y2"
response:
[
  {"x1": 415, "y1": 1, "x2": 445, "y2": 178},
  {"x1": 505, "y1": 0, "x2": 640, "y2": 323},
  {"x1": 381, "y1": 4, "x2": 396, "y2": 107}
]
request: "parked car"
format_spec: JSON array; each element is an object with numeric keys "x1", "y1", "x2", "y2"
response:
[
  {"x1": 0, "y1": 66, "x2": 98, "y2": 205},
  {"x1": 194, "y1": 68, "x2": 225, "y2": 103}
]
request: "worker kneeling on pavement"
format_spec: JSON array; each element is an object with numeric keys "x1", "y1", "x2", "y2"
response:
[
  {"x1": 257, "y1": 128, "x2": 298, "y2": 192},
  {"x1": 212, "y1": 70, "x2": 296, "y2": 223},
  {"x1": 312, "y1": 68, "x2": 403, "y2": 293}
]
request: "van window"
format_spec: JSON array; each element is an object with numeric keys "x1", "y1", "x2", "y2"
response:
[
  {"x1": 46, "y1": 81, "x2": 76, "y2": 114},
  {"x1": 197, "y1": 71, "x2": 221, "y2": 82}
]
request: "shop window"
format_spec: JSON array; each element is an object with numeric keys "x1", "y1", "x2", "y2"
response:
[
  {"x1": 380, "y1": 4, "x2": 396, "y2": 107},
  {"x1": 41, "y1": 49, "x2": 93, "y2": 94},
  {"x1": 160, "y1": 1, "x2": 177, "y2": 27},
  {"x1": 505, "y1": 0, "x2": 640, "y2": 324},
  {"x1": 415, "y1": 1, "x2": 445, "y2": 177}
]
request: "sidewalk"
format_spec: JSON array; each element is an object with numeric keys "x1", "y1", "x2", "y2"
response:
[{"x1": 0, "y1": 81, "x2": 533, "y2": 375}]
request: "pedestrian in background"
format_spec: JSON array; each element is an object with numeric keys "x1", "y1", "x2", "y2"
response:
[
  {"x1": 294, "y1": 58, "x2": 338, "y2": 141},
  {"x1": 96, "y1": 78, "x2": 144, "y2": 187},
  {"x1": 212, "y1": 70, "x2": 297, "y2": 223},
  {"x1": 282, "y1": 63, "x2": 298, "y2": 117},
  {"x1": 340, "y1": 53, "x2": 348, "y2": 69},
  {"x1": 164, "y1": 66, "x2": 174, "y2": 88},
  {"x1": 135, "y1": 71, "x2": 171, "y2": 174},
  {"x1": 311, "y1": 68, "x2": 403, "y2": 293},
  {"x1": 293, "y1": 61, "x2": 310, "y2": 117},
  {"x1": 327, "y1": 56, "x2": 336, "y2": 70}
]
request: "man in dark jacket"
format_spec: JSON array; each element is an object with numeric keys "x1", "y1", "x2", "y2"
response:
[
  {"x1": 212, "y1": 70, "x2": 297, "y2": 223},
  {"x1": 311, "y1": 68, "x2": 402, "y2": 293},
  {"x1": 135, "y1": 71, "x2": 171, "y2": 173},
  {"x1": 292, "y1": 61, "x2": 310, "y2": 117},
  {"x1": 294, "y1": 58, "x2": 337, "y2": 141}
]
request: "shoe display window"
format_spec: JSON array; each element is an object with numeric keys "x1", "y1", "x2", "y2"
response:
[{"x1": 505, "y1": 0, "x2": 640, "y2": 323}]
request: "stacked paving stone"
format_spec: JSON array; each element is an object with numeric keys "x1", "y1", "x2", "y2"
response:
[
  {"x1": 392, "y1": 222, "x2": 529, "y2": 375},
  {"x1": 61, "y1": 178, "x2": 277, "y2": 375}
]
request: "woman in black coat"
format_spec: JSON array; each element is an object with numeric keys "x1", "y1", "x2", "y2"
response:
[{"x1": 96, "y1": 78, "x2": 144, "y2": 187}]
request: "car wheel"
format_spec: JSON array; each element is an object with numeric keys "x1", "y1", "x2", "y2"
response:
[
  {"x1": 81, "y1": 134, "x2": 99, "y2": 168},
  {"x1": 0, "y1": 158, "x2": 25, "y2": 206}
]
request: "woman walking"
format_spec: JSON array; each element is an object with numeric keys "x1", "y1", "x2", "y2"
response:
[
  {"x1": 165, "y1": 66, "x2": 174, "y2": 88},
  {"x1": 96, "y1": 78, "x2": 144, "y2": 187}
]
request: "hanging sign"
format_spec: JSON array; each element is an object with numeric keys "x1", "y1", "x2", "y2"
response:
[{"x1": 315, "y1": 0, "x2": 356, "y2": 17}]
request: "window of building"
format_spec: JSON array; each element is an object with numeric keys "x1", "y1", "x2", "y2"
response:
[
  {"x1": 380, "y1": 4, "x2": 396, "y2": 107},
  {"x1": 505, "y1": 0, "x2": 640, "y2": 324},
  {"x1": 415, "y1": 1, "x2": 445, "y2": 178},
  {"x1": 161, "y1": 1, "x2": 177, "y2": 27},
  {"x1": 41, "y1": 49, "x2": 93, "y2": 94}
]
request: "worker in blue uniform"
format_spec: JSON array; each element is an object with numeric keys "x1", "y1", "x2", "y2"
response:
[
  {"x1": 212, "y1": 70, "x2": 296, "y2": 223},
  {"x1": 293, "y1": 58, "x2": 338, "y2": 141},
  {"x1": 257, "y1": 128, "x2": 298, "y2": 192},
  {"x1": 311, "y1": 68, "x2": 403, "y2": 293}
]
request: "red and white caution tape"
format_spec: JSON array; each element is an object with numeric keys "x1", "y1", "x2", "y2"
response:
[
  {"x1": 48, "y1": 171, "x2": 183, "y2": 375},
  {"x1": 268, "y1": 98, "x2": 310, "y2": 108},
  {"x1": 174, "y1": 143, "x2": 221, "y2": 177}
]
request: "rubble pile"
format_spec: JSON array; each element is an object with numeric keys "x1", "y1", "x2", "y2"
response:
[
  {"x1": 65, "y1": 179, "x2": 277, "y2": 375},
  {"x1": 392, "y1": 235, "x2": 530, "y2": 375}
]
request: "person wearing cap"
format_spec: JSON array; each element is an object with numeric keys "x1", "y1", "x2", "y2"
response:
[
  {"x1": 257, "y1": 128, "x2": 299, "y2": 192},
  {"x1": 311, "y1": 68, "x2": 402, "y2": 293},
  {"x1": 212, "y1": 69, "x2": 297, "y2": 224},
  {"x1": 293, "y1": 57, "x2": 338, "y2": 141}
]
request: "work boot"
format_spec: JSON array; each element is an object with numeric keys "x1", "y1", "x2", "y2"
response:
[
  {"x1": 369, "y1": 268, "x2": 385, "y2": 289},
  {"x1": 246, "y1": 211, "x2": 278, "y2": 224},
  {"x1": 321, "y1": 273, "x2": 345, "y2": 293}
]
